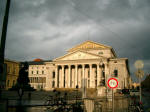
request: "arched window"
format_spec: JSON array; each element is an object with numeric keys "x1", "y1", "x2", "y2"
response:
[
  {"x1": 114, "y1": 69, "x2": 118, "y2": 77},
  {"x1": 102, "y1": 71, "x2": 105, "y2": 78},
  {"x1": 52, "y1": 71, "x2": 55, "y2": 78}
]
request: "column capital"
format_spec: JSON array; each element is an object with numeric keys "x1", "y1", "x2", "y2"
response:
[
  {"x1": 89, "y1": 64, "x2": 92, "y2": 67},
  {"x1": 75, "y1": 64, "x2": 78, "y2": 67},
  {"x1": 55, "y1": 64, "x2": 58, "y2": 67},
  {"x1": 82, "y1": 64, "x2": 85, "y2": 67}
]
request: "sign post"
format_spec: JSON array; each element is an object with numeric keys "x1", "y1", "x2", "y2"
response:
[
  {"x1": 107, "y1": 78, "x2": 118, "y2": 112},
  {"x1": 134, "y1": 60, "x2": 144, "y2": 103}
]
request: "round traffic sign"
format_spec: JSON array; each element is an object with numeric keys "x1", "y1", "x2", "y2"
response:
[
  {"x1": 134, "y1": 60, "x2": 144, "y2": 69},
  {"x1": 107, "y1": 78, "x2": 118, "y2": 89}
]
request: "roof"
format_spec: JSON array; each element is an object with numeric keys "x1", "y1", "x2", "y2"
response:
[
  {"x1": 33, "y1": 58, "x2": 43, "y2": 62},
  {"x1": 20, "y1": 60, "x2": 52, "y2": 65},
  {"x1": 68, "y1": 40, "x2": 112, "y2": 52}
]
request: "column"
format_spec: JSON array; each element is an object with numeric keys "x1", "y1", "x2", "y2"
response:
[
  {"x1": 89, "y1": 64, "x2": 93, "y2": 88},
  {"x1": 78, "y1": 67, "x2": 81, "y2": 88},
  {"x1": 99, "y1": 67, "x2": 102, "y2": 86},
  {"x1": 55, "y1": 65, "x2": 58, "y2": 88},
  {"x1": 82, "y1": 64, "x2": 85, "y2": 88},
  {"x1": 97, "y1": 64, "x2": 100, "y2": 87},
  {"x1": 64, "y1": 66, "x2": 67, "y2": 88},
  {"x1": 61, "y1": 65, "x2": 64, "y2": 88},
  {"x1": 68, "y1": 65, "x2": 71, "y2": 88},
  {"x1": 87, "y1": 65, "x2": 90, "y2": 88},
  {"x1": 59, "y1": 67, "x2": 62, "y2": 87},
  {"x1": 82, "y1": 64, "x2": 85, "y2": 79},
  {"x1": 72, "y1": 67, "x2": 75, "y2": 88},
  {"x1": 66, "y1": 66, "x2": 69, "y2": 88},
  {"x1": 75, "y1": 64, "x2": 78, "y2": 87}
]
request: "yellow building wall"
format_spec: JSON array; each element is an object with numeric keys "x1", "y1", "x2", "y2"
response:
[{"x1": 4, "y1": 59, "x2": 20, "y2": 90}]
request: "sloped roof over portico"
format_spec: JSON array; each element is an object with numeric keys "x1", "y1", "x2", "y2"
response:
[
  {"x1": 54, "y1": 50, "x2": 105, "y2": 61},
  {"x1": 68, "y1": 40, "x2": 112, "y2": 52}
]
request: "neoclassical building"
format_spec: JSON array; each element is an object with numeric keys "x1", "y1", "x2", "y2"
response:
[{"x1": 28, "y1": 41, "x2": 132, "y2": 91}]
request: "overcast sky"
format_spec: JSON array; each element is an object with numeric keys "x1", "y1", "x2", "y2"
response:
[{"x1": 0, "y1": 0, "x2": 150, "y2": 82}]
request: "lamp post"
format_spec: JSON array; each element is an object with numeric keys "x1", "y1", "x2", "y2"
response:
[{"x1": 134, "y1": 60, "x2": 144, "y2": 103}]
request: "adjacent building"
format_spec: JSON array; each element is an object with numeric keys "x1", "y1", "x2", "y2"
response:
[
  {"x1": 28, "y1": 59, "x2": 52, "y2": 90},
  {"x1": 28, "y1": 41, "x2": 132, "y2": 91},
  {"x1": 4, "y1": 59, "x2": 20, "y2": 90}
]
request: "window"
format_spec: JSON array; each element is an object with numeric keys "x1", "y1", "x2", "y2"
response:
[
  {"x1": 42, "y1": 71, "x2": 44, "y2": 74},
  {"x1": 8, "y1": 66, "x2": 10, "y2": 73},
  {"x1": 95, "y1": 70, "x2": 97, "y2": 78},
  {"x1": 32, "y1": 71, "x2": 33, "y2": 74},
  {"x1": 102, "y1": 71, "x2": 105, "y2": 78},
  {"x1": 7, "y1": 80, "x2": 10, "y2": 87},
  {"x1": 13, "y1": 66, "x2": 15, "y2": 74},
  {"x1": 37, "y1": 71, "x2": 38, "y2": 74},
  {"x1": 95, "y1": 80, "x2": 97, "y2": 87},
  {"x1": 52, "y1": 81, "x2": 55, "y2": 88},
  {"x1": 114, "y1": 69, "x2": 118, "y2": 77},
  {"x1": 98, "y1": 51, "x2": 103, "y2": 55},
  {"x1": 13, "y1": 80, "x2": 15, "y2": 86},
  {"x1": 29, "y1": 78, "x2": 31, "y2": 83},
  {"x1": 95, "y1": 70, "x2": 97, "y2": 74},
  {"x1": 102, "y1": 79, "x2": 105, "y2": 86},
  {"x1": 52, "y1": 71, "x2": 55, "y2": 78}
]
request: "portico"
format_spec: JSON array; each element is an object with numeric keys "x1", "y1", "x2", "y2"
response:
[{"x1": 53, "y1": 57, "x2": 109, "y2": 89}]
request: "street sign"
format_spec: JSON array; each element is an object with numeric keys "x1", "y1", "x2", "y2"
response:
[
  {"x1": 107, "y1": 78, "x2": 118, "y2": 89},
  {"x1": 107, "y1": 78, "x2": 118, "y2": 112}
]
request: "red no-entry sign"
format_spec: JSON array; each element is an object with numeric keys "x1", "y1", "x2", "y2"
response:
[{"x1": 107, "y1": 78, "x2": 118, "y2": 89}]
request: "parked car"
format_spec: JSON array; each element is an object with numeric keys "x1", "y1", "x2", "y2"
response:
[
  {"x1": 116, "y1": 89, "x2": 122, "y2": 94},
  {"x1": 122, "y1": 89, "x2": 130, "y2": 94},
  {"x1": 130, "y1": 89, "x2": 139, "y2": 96}
]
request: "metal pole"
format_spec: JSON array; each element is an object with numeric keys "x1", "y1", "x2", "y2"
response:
[
  {"x1": 0, "y1": 0, "x2": 11, "y2": 99},
  {"x1": 0, "y1": 0, "x2": 11, "y2": 63},
  {"x1": 112, "y1": 89, "x2": 114, "y2": 112},
  {"x1": 139, "y1": 75, "x2": 142, "y2": 102}
]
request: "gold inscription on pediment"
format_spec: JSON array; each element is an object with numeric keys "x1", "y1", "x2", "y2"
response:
[
  {"x1": 78, "y1": 43, "x2": 94, "y2": 49},
  {"x1": 68, "y1": 41, "x2": 109, "y2": 52}
]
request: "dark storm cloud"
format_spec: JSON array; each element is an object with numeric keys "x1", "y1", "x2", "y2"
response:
[{"x1": 0, "y1": 0, "x2": 149, "y2": 81}]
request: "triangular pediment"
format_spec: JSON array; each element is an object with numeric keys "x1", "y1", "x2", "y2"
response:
[
  {"x1": 68, "y1": 40, "x2": 111, "y2": 52},
  {"x1": 54, "y1": 50, "x2": 103, "y2": 61}
]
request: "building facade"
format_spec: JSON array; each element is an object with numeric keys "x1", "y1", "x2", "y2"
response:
[
  {"x1": 28, "y1": 59, "x2": 52, "y2": 90},
  {"x1": 4, "y1": 59, "x2": 20, "y2": 90},
  {"x1": 28, "y1": 41, "x2": 132, "y2": 91}
]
